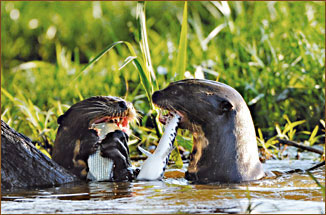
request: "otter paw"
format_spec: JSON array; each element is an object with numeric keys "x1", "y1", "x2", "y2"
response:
[
  {"x1": 113, "y1": 167, "x2": 135, "y2": 181},
  {"x1": 100, "y1": 130, "x2": 132, "y2": 181}
]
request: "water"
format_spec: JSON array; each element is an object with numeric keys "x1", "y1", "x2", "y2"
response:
[{"x1": 1, "y1": 159, "x2": 325, "y2": 214}]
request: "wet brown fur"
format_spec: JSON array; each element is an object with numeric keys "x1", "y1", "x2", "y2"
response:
[
  {"x1": 152, "y1": 79, "x2": 265, "y2": 183},
  {"x1": 52, "y1": 96, "x2": 136, "y2": 179}
]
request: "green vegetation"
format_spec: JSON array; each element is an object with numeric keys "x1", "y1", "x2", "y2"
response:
[{"x1": 1, "y1": 1, "x2": 325, "y2": 160}]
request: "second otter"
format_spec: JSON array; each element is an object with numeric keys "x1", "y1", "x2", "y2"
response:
[{"x1": 152, "y1": 79, "x2": 265, "y2": 183}]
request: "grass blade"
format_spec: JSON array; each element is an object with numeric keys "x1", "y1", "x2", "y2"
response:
[
  {"x1": 72, "y1": 41, "x2": 125, "y2": 81},
  {"x1": 175, "y1": 1, "x2": 188, "y2": 80},
  {"x1": 167, "y1": 2, "x2": 189, "y2": 166},
  {"x1": 1, "y1": 88, "x2": 16, "y2": 102},
  {"x1": 131, "y1": 58, "x2": 153, "y2": 103},
  {"x1": 171, "y1": 1, "x2": 189, "y2": 165},
  {"x1": 69, "y1": 38, "x2": 153, "y2": 105},
  {"x1": 202, "y1": 23, "x2": 226, "y2": 51},
  {"x1": 136, "y1": 1, "x2": 163, "y2": 138},
  {"x1": 119, "y1": 56, "x2": 137, "y2": 70},
  {"x1": 306, "y1": 171, "x2": 325, "y2": 200},
  {"x1": 136, "y1": 1, "x2": 181, "y2": 165},
  {"x1": 136, "y1": 1, "x2": 158, "y2": 90}
]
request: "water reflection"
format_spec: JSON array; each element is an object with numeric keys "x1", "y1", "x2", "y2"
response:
[
  {"x1": 1, "y1": 160, "x2": 325, "y2": 214},
  {"x1": 88, "y1": 181, "x2": 133, "y2": 200}
]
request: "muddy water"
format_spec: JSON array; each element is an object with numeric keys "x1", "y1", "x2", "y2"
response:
[{"x1": 2, "y1": 159, "x2": 325, "y2": 214}]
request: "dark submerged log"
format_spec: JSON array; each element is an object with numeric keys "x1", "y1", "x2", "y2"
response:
[{"x1": 1, "y1": 120, "x2": 79, "y2": 190}]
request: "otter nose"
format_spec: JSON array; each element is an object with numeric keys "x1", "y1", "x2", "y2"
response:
[{"x1": 152, "y1": 91, "x2": 160, "y2": 103}]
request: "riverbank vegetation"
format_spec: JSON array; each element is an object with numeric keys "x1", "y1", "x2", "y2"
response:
[{"x1": 1, "y1": 1, "x2": 324, "y2": 162}]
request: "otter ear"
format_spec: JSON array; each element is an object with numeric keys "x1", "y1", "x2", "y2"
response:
[
  {"x1": 57, "y1": 108, "x2": 72, "y2": 125},
  {"x1": 57, "y1": 114, "x2": 65, "y2": 125},
  {"x1": 220, "y1": 100, "x2": 233, "y2": 112}
]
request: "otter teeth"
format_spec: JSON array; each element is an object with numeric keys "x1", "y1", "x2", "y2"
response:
[{"x1": 90, "y1": 113, "x2": 133, "y2": 138}]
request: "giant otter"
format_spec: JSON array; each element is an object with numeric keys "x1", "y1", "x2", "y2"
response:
[
  {"x1": 52, "y1": 96, "x2": 137, "y2": 181},
  {"x1": 152, "y1": 79, "x2": 265, "y2": 183}
]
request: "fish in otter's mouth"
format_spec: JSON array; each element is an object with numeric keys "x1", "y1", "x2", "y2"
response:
[
  {"x1": 136, "y1": 112, "x2": 181, "y2": 181},
  {"x1": 152, "y1": 90, "x2": 196, "y2": 132}
]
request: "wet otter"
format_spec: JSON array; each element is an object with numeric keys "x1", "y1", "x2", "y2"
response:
[
  {"x1": 52, "y1": 96, "x2": 137, "y2": 181},
  {"x1": 152, "y1": 79, "x2": 265, "y2": 183}
]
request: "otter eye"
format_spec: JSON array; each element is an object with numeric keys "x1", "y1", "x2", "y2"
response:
[
  {"x1": 117, "y1": 101, "x2": 127, "y2": 109},
  {"x1": 220, "y1": 100, "x2": 233, "y2": 112}
]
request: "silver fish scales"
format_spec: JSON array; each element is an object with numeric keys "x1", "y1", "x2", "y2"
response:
[{"x1": 137, "y1": 113, "x2": 181, "y2": 181}]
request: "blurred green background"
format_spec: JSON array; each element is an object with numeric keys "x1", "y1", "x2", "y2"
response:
[{"x1": 1, "y1": 1, "x2": 325, "y2": 158}]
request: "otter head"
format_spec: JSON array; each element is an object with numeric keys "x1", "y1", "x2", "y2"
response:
[
  {"x1": 57, "y1": 96, "x2": 137, "y2": 137},
  {"x1": 152, "y1": 79, "x2": 264, "y2": 183},
  {"x1": 53, "y1": 96, "x2": 137, "y2": 177}
]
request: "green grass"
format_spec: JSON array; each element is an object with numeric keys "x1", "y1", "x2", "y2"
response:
[{"x1": 1, "y1": 1, "x2": 325, "y2": 159}]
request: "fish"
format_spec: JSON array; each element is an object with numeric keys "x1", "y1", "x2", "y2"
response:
[
  {"x1": 87, "y1": 113, "x2": 181, "y2": 182},
  {"x1": 87, "y1": 148, "x2": 114, "y2": 181},
  {"x1": 136, "y1": 113, "x2": 181, "y2": 181},
  {"x1": 87, "y1": 123, "x2": 119, "y2": 181}
]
